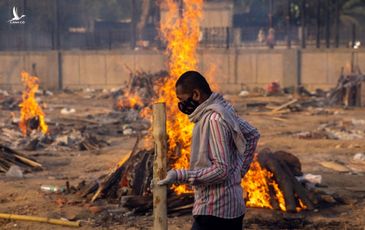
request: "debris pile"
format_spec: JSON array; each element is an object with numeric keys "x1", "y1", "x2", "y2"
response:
[
  {"x1": 75, "y1": 145, "x2": 350, "y2": 216},
  {"x1": 0, "y1": 144, "x2": 42, "y2": 174},
  {"x1": 327, "y1": 73, "x2": 365, "y2": 106}
]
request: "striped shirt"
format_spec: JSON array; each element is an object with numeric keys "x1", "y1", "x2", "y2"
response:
[{"x1": 175, "y1": 112, "x2": 260, "y2": 218}]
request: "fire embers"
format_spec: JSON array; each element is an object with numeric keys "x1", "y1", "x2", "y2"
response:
[
  {"x1": 19, "y1": 71, "x2": 48, "y2": 136},
  {"x1": 117, "y1": 94, "x2": 144, "y2": 111}
]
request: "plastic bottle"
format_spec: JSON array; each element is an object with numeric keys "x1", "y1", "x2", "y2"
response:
[{"x1": 40, "y1": 185, "x2": 65, "y2": 193}]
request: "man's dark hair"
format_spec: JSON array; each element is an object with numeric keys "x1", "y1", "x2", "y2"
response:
[{"x1": 175, "y1": 71, "x2": 212, "y2": 95}]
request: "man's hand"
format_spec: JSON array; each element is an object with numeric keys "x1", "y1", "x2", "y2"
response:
[{"x1": 157, "y1": 170, "x2": 177, "y2": 186}]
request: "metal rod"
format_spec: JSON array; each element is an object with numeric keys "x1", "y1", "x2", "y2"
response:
[
  {"x1": 316, "y1": 0, "x2": 321, "y2": 48},
  {"x1": 335, "y1": 0, "x2": 340, "y2": 48},
  {"x1": 352, "y1": 23, "x2": 356, "y2": 48},
  {"x1": 325, "y1": 0, "x2": 330, "y2": 48},
  {"x1": 286, "y1": 0, "x2": 291, "y2": 48},
  {"x1": 301, "y1": 0, "x2": 306, "y2": 48}
]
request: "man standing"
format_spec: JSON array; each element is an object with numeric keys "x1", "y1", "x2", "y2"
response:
[{"x1": 158, "y1": 71, "x2": 260, "y2": 230}]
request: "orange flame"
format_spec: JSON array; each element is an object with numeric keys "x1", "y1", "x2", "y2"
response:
[
  {"x1": 159, "y1": 0, "x2": 203, "y2": 194},
  {"x1": 19, "y1": 71, "x2": 48, "y2": 136},
  {"x1": 242, "y1": 159, "x2": 286, "y2": 211},
  {"x1": 117, "y1": 93, "x2": 143, "y2": 110},
  {"x1": 153, "y1": 0, "x2": 303, "y2": 212}
]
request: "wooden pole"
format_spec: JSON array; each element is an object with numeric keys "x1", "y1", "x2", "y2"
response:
[
  {"x1": 0, "y1": 213, "x2": 80, "y2": 227},
  {"x1": 152, "y1": 103, "x2": 167, "y2": 230}
]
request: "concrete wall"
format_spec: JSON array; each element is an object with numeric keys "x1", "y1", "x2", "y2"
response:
[
  {"x1": 1, "y1": 49, "x2": 364, "y2": 93},
  {"x1": 62, "y1": 50, "x2": 166, "y2": 89},
  {"x1": 301, "y1": 49, "x2": 365, "y2": 90},
  {"x1": 0, "y1": 51, "x2": 58, "y2": 90},
  {"x1": 198, "y1": 49, "x2": 292, "y2": 93}
]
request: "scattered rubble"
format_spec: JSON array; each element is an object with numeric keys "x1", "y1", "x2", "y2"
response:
[
  {"x1": 293, "y1": 119, "x2": 365, "y2": 140},
  {"x1": 0, "y1": 70, "x2": 364, "y2": 229}
]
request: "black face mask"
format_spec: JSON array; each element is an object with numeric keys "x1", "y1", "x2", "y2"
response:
[{"x1": 178, "y1": 96, "x2": 199, "y2": 115}]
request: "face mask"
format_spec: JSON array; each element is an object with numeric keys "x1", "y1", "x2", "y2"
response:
[{"x1": 178, "y1": 96, "x2": 199, "y2": 115}]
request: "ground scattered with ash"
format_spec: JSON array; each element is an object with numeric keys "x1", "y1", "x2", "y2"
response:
[{"x1": 0, "y1": 90, "x2": 365, "y2": 229}]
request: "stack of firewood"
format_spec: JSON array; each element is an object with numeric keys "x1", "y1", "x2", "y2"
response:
[
  {"x1": 257, "y1": 148, "x2": 317, "y2": 212},
  {"x1": 327, "y1": 73, "x2": 365, "y2": 107},
  {"x1": 79, "y1": 144, "x2": 321, "y2": 214},
  {"x1": 114, "y1": 70, "x2": 168, "y2": 110},
  {"x1": 0, "y1": 144, "x2": 43, "y2": 173}
]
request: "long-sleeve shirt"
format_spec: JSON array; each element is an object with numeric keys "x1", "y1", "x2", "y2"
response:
[{"x1": 175, "y1": 112, "x2": 260, "y2": 218}]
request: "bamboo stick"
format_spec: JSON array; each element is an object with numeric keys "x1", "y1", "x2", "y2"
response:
[
  {"x1": 14, "y1": 155, "x2": 43, "y2": 169},
  {"x1": 0, "y1": 213, "x2": 80, "y2": 227},
  {"x1": 152, "y1": 103, "x2": 167, "y2": 230}
]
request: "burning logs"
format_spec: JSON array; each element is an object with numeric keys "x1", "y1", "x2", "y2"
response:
[
  {"x1": 79, "y1": 138, "x2": 320, "y2": 215},
  {"x1": 257, "y1": 148, "x2": 317, "y2": 212},
  {"x1": 80, "y1": 138, "x2": 154, "y2": 201},
  {"x1": 114, "y1": 70, "x2": 168, "y2": 111},
  {"x1": 79, "y1": 146, "x2": 195, "y2": 216},
  {"x1": 19, "y1": 71, "x2": 48, "y2": 136},
  {"x1": 0, "y1": 144, "x2": 43, "y2": 173}
]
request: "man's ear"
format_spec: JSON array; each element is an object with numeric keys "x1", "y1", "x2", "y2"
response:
[{"x1": 192, "y1": 89, "x2": 200, "y2": 101}]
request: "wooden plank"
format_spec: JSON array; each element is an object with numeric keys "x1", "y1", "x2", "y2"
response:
[
  {"x1": 271, "y1": 99, "x2": 298, "y2": 113},
  {"x1": 248, "y1": 109, "x2": 291, "y2": 116},
  {"x1": 14, "y1": 155, "x2": 42, "y2": 169},
  {"x1": 319, "y1": 161, "x2": 350, "y2": 173}
]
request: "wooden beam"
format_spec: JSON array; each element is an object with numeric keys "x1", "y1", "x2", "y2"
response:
[
  {"x1": 0, "y1": 213, "x2": 80, "y2": 227},
  {"x1": 152, "y1": 103, "x2": 167, "y2": 230},
  {"x1": 271, "y1": 99, "x2": 298, "y2": 113}
]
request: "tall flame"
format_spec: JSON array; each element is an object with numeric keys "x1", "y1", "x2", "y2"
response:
[
  {"x1": 19, "y1": 71, "x2": 48, "y2": 136},
  {"x1": 156, "y1": 0, "x2": 301, "y2": 211},
  {"x1": 159, "y1": 0, "x2": 203, "y2": 194}
]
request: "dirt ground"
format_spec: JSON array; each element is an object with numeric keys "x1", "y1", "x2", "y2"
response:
[{"x1": 0, "y1": 91, "x2": 365, "y2": 229}]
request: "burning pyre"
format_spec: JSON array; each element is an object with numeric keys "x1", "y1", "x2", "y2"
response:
[
  {"x1": 103, "y1": 0, "x2": 309, "y2": 213},
  {"x1": 18, "y1": 71, "x2": 48, "y2": 136},
  {"x1": 158, "y1": 0, "x2": 203, "y2": 194},
  {"x1": 157, "y1": 0, "x2": 298, "y2": 212}
]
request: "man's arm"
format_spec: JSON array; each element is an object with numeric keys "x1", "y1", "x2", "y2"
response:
[
  {"x1": 238, "y1": 118, "x2": 260, "y2": 177},
  {"x1": 174, "y1": 113, "x2": 230, "y2": 186}
]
